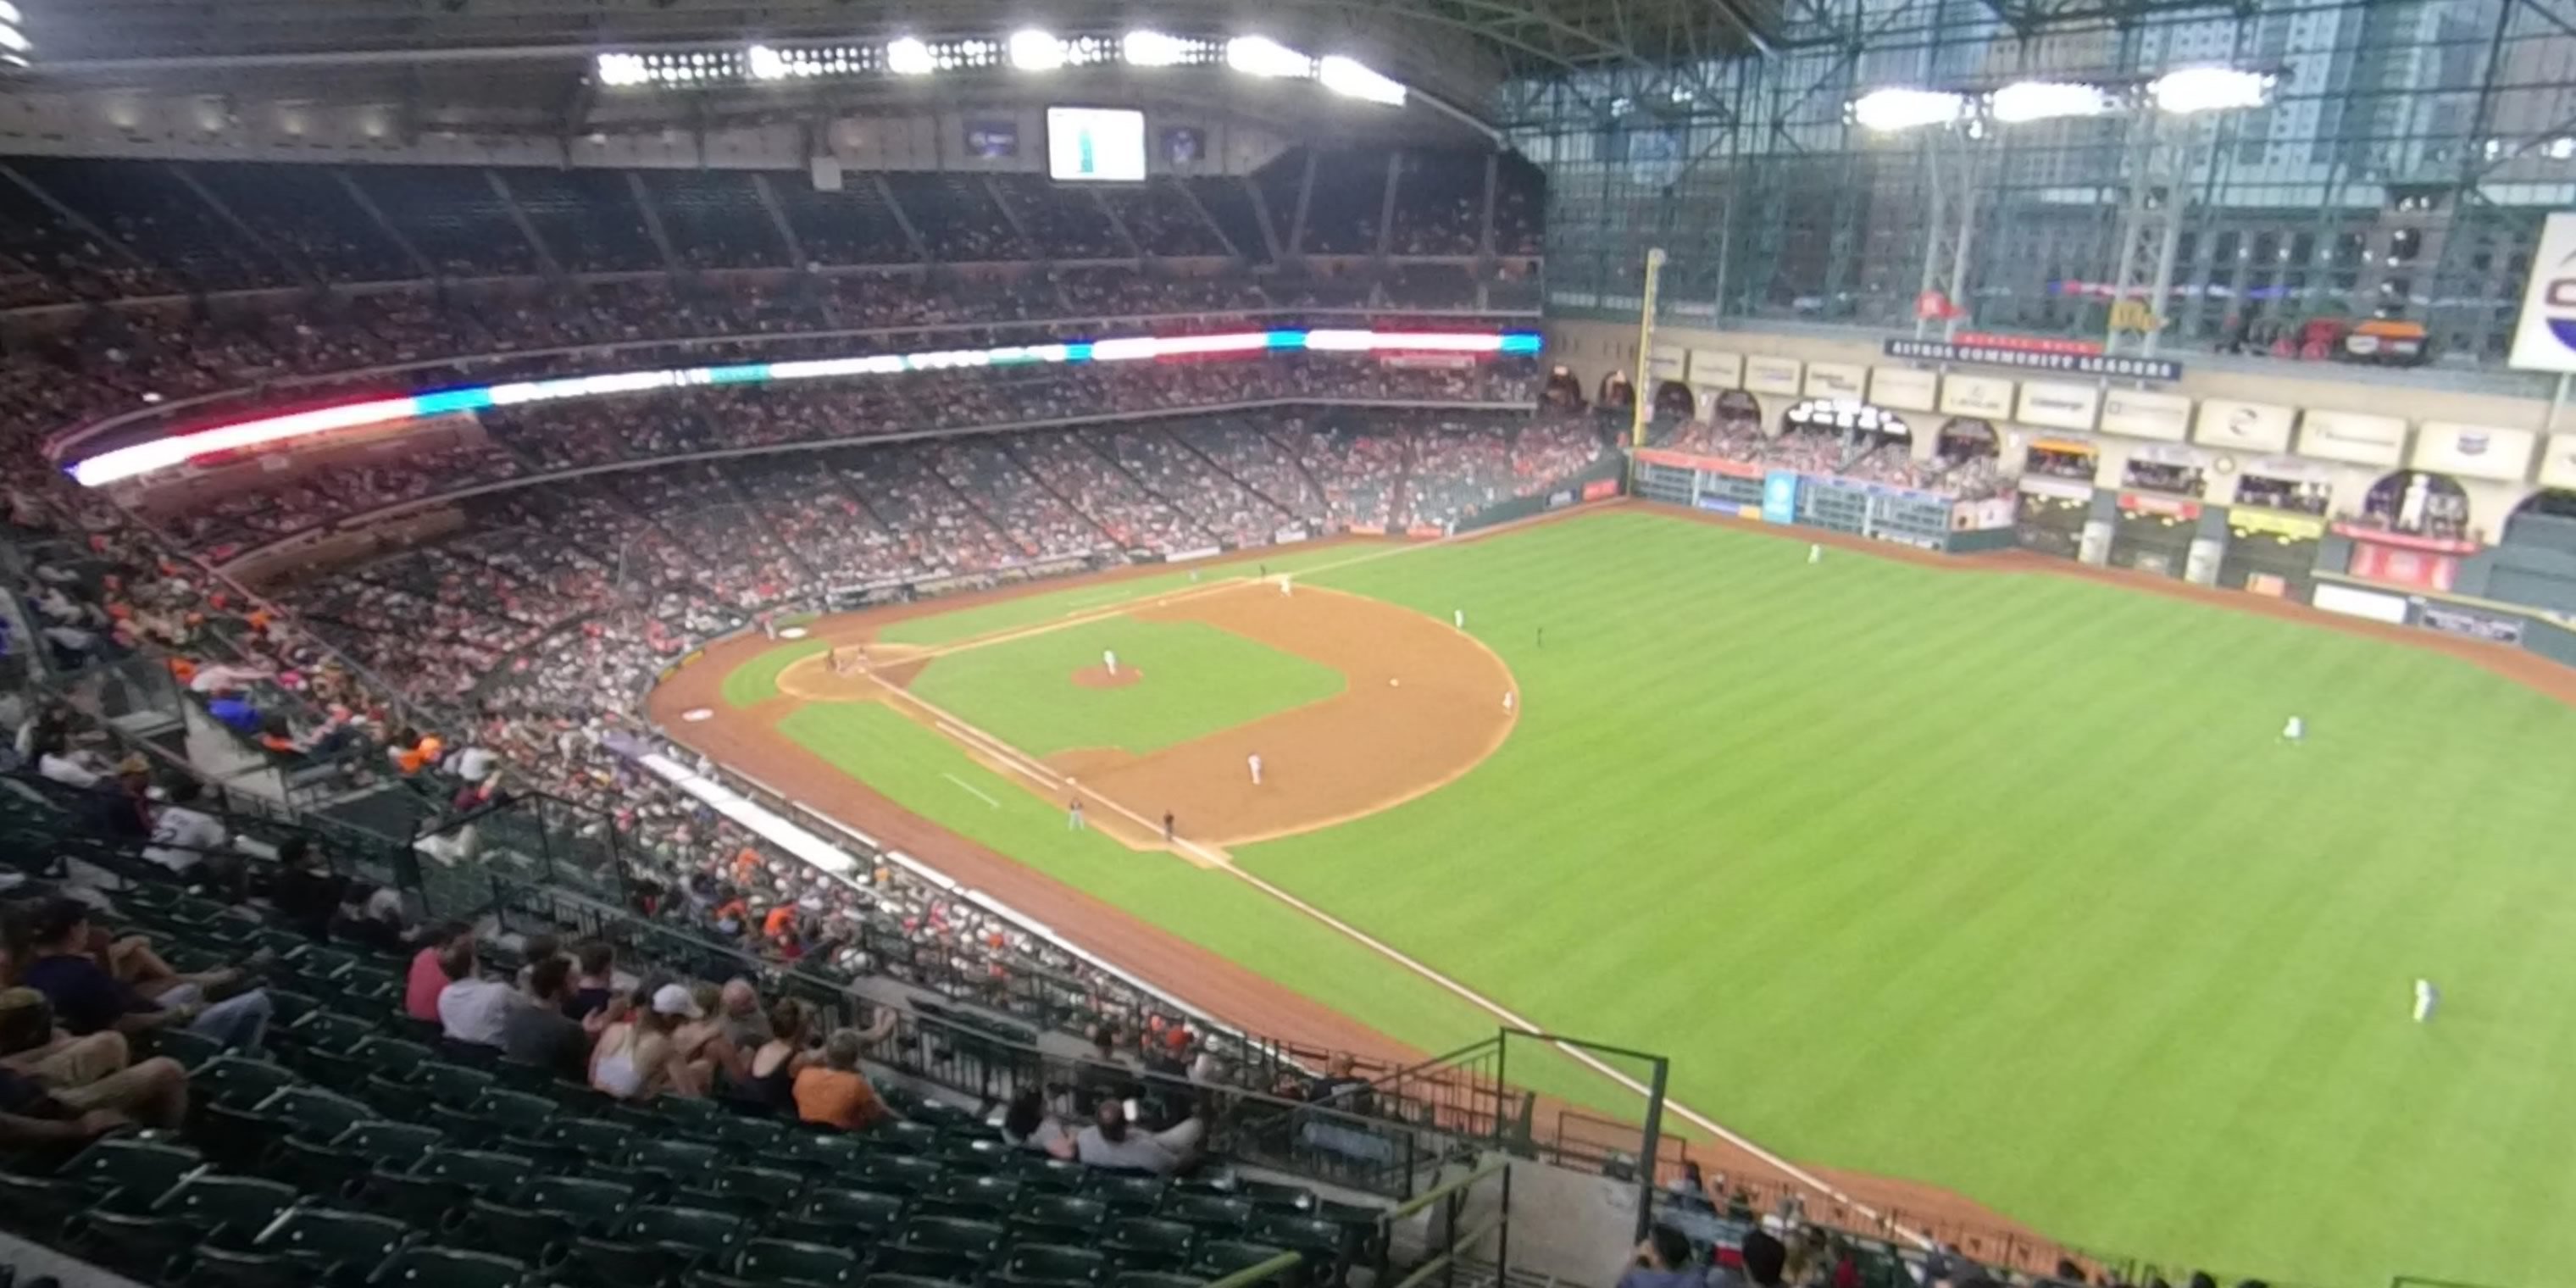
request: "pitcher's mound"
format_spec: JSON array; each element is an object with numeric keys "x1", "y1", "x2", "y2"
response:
[{"x1": 1071, "y1": 664, "x2": 1142, "y2": 690}]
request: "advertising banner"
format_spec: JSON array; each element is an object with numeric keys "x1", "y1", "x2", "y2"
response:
[
  {"x1": 1346, "y1": 522, "x2": 1385, "y2": 536},
  {"x1": 2017, "y1": 474, "x2": 2094, "y2": 502},
  {"x1": 2016, "y1": 381, "x2": 2101, "y2": 431},
  {"x1": 1649, "y1": 344, "x2": 1688, "y2": 380},
  {"x1": 2227, "y1": 508, "x2": 2326, "y2": 541},
  {"x1": 1545, "y1": 487, "x2": 1578, "y2": 510},
  {"x1": 2297, "y1": 409, "x2": 2407, "y2": 466},
  {"x1": 1881, "y1": 337, "x2": 2182, "y2": 381},
  {"x1": 2097, "y1": 389, "x2": 2191, "y2": 441},
  {"x1": 1273, "y1": 526, "x2": 1310, "y2": 544},
  {"x1": 1688, "y1": 349, "x2": 1744, "y2": 388},
  {"x1": 2117, "y1": 492, "x2": 2201, "y2": 519},
  {"x1": 2411, "y1": 422, "x2": 2535, "y2": 481},
  {"x1": 2242, "y1": 453, "x2": 2335, "y2": 482},
  {"x1": 1746, "y1": 356, "x2": 1804, "y2": 396},
  {"x1": 1940, "y1": 374, "x2": 2015, "y2": 419},
  {"x1": 1167, "y1": 546, "x2": 1222, "y2": 562},
  {"x1": 1696, "y1": 494, "x2": 1750, "y2": 516},
  {"x1": 1635, "y1": 447, "x2": 1763, "y2": 479},
  {"x1": 2127, "y1": 441, "x2": 2205, "y2": 467},
  {"x1": 1869, "y1": 366, "x2": 1940, "y2": 412},
  {"x1": 2421, "y1": 603, "x2": 2526, "y2": 645},
  {"x1": 1803, "y1": 361, "x2": 1868, "y2": 400},
  {"x1": 1406, "y1": 524, "x2": 1444, "y2": 539},
  {"x1": 2193, "y1": 398, "x2": 2296, "y2": 453},
  {"x1": 2313, "y1": 581, "x2": 2411, "y2": 624},
  {"x1": 1760, "y1": 470, "x2": 1801, "y2": 524},
  {"x1": 1581, "y1": 477, "x2": 1621, "y2": 502},
  {"x1": 1951, "y1": 497, "x2": 2016, "y2": 530},
  {"x1": 2508, "y1": 211, "x2": 2576, "y2": 373},
  {"x1": 2543, "y1": 434, "x2": 2576, "y2": 490}
]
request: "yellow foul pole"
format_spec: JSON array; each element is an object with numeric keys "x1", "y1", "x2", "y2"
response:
[{"x1": 1630, "y1": 247, "x2": 1667, "y2": 450}]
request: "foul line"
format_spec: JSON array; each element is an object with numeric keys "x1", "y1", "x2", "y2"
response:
[{"x1": 941, "y1": 773, "x2": 1000, "y2": 808}]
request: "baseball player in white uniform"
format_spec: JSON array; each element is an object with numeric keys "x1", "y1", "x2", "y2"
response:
[
  {"x1": 1102, "y1": 649, "x2": 1119, "y2": 677},
  {"x1": 2414, "y1": 978, "x2": 2440, "y2": 1023},
  {"x1": 1247, "y1": 753, "x2": 1263, "y2": 786},
  {"x1": 2282, "y1": 714, "x2": 2303, "y2": 743}
]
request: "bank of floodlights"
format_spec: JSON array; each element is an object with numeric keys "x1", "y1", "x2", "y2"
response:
[
  {"x1": 1851, "y1": 67, "x2": 2272, "y2": 132},
  {"x1": 591, "y1": 29, "x2": 1399, "y2": 106},
  {"x1": 0, "y1": 3, "x2": 28, "y2": 69}
]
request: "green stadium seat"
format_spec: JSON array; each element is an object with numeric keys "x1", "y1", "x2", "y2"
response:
[
  {"x1": 874, "y1": 1121, "x2": 941, "y2": 1156},
  {"x1": 1233, "y1": 1180, "x2": 1317, "y2": 1213},
  {"x1": 58, "y1": 1198, "x2": 197, "y2": 1284},
  {"x1": 198, "y1": 1055, "x2": 304, "y2": 1108},
  {"x1": 580, "y1": 1161, "x2": 674, "y2": 1202},
  {"x1": 259, "y1": 1085, "x2": 380, "y2": 1140},
  {"x1": 463, "y1": 1196, "x2": 580, "y2": 1263},
  {"x1": 712, "y1": 1165, "x2": 808, "y2": 1207},
  {"x1": 1080, "y1": 1174, "x2": 1165, "y2": 1216},
  {"x1": 1008, "y1": 1193, "x2": 1108, "y2": 1243},
  {"x1": 314, "y1": 1120, "x2": 441, "y2": 1172},
  {"x1": 857, "y1": 1155, "x2": 944, "y2": 1196},
  {"x1": 1005, "y1": 1154, "x2": 1087, "y2": 1193},
  {"x1": 1190, "y1": 1241, "x2": 1293, "y2": 1282},
  {"x1": 366, "y1": 1244, "x2": 534, "y2": 1288},
  {"x1": 58, "y1": 1136, "x2": 202, "y2": 1201},
  {"x1": 157, "y1": 1172, "x2": 302, "y2": 1233},
  {"x1": 733, "y1": 1237, "x2": 863, "y2": 1286},
  {"x1": 1097, "y1": 1219, "x2": 1196, "y2": 1273},
  {"x1": 707, "y1": 1115, "x2": 786, "y2": 1152},
  {"x1": 416, "y1": 1147, "x2": 537, "y2": 1194},
  {"x1": 989, "y1": 1242, "x2": 1109, "y2": 1288},
  {"x1": 285, "y1": 1010, "x2": 374, "y2": 1052},
  {"x1": 0, "y1": 1171, "x2": 86, "y2": 1238},
  {"x1": 1158, "y1": 1194, "x2": 1252, "y2": 1235},
  {"x1": 191, "y1": 1206, "x2": 414, "y2": 1288},
  {"x1": 263, "y1": 985, "x2": 321, "y2": 1025},
  {"x1": 929, "y1": 1172, "x2": 1018, "y2": 1215},
  {"x1": 863, "y1": 1275, "x2": 971, "y2": 1288},
  {"x1": 670, "y1": 1186, "x2": 769, "y2": 1220},
  {"x1": 291, "y1": 1046, "x2": 371, "y2": 1095},
  {"x1": 542, "y1": 1118, "x2": 635, "y2": 1160},
  {"x1": 630, "y1": 1138, "x2": 724, "y2": 1177},
  {"x1": 786, "y1": 1185, "x2": 907, "y2": 1239},
  {"x1": 556, "y1": 1236, "x2": 674, "y2": 1288},
  {"x1": 930, "y1": 1136, "x2": 1008, "y2": 1174},
  {"x1": 890, "y1": 1215, "x2": 1003, "y2": 1260},
  {"x1": 352, "y1": 1037, "x2": 436, "y2": 1077},
  {"x1": 423, "y1": 1102, "x2": 503, "y2": 1147},
  {"x1": 413, "y1": 1062, "x2": 497, "y2": 1108},
  {"x1": 781, "y1": 1130, "x2": 868, "y2": 1171},
  {"x1": 1109, "y1": 1274, "x2": 1202, "y2": 1288},
  {"x1": 144, "y1": 1025, "x2": 228, "y2": 1069},
  {"x1": 518, "y1": 1174, "x2": 637, "y2": 1231},
  {"x1": 624, "y1": 1203, "x2": 749, "y2": 1257},
  {"x1": 362, "y1": 1168, "x2": 474, "y2": 1232},
  {"x1": 1250, "y1": 1215, "x2": 1350, "y2": 1280}
]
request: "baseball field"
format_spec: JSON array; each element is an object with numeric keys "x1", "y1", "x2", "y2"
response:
[{"x1": 653, "y1": 504, "x2": 2576, "y2": 1288}]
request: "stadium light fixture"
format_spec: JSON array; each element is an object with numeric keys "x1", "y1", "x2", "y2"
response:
[
  {"x1": 1990, "y1": 80, "x2": 2111, "y2": 124},
  {"x1": 1225, "y1": 35, "x2": 1313, "y2": 80},
  {"x1": 746, "y1": 44, "x2": 789, "y2": 81},
  {"x1": 595, "y1": 53, "x2": 648, "y2": 86},
  {"x1": 1852, "y1": 87, "x2": 1966, "y2": 132},
  {"x1": 2148, "y1": 67, "x2": 2270, "y2": 114},
  {"x1": 1318, "y1": 55, "x2": 1405, "y2": 107},
  {"x1": 1122, "y1": 30, "x2": 1188, "y2": 67},
  {"x1": 1007, "y1": 29, "x2": 1067, "y2": 71},
  {"x1": 885, "y1": 36, "x2": 934, "y2": 75}
]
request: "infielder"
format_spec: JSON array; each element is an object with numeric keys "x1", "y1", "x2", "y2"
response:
[
  {"x1": 1808, "y1": 544, "x2": 1822, "y2": 564},
  {"x1": 2282, "y1": 714, "x2": 2303, "y2": 743},
  {"x1": 1278, "y1": 575, "x2": 1293, "y2": 597},
  {"x1": 1067, "y1": 798, "x2": 1085, "y2": 831},
  {"x1": 1452, "y1": 608, "x2": 1466, "y2": 630},
  {"x1": 2414, "y1": 978, "x2": 2440, "y2": 1023},
  {"x1": 1247, "y1": 752, "x2": 1263, "y2": 786},
  {"x1": 1103, "y1": 649, "x2": 1119, "y2": 677},
  {"x1": 1503, "y1": 691, "x2": 1516, "y2": 712}
]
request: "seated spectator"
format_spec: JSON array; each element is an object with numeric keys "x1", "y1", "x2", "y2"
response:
[
  {"x1": 564, "y1": 940, "x2": 618, "y2": 1022},
  {"x1": 403, "y1": 922, "x2": 471, "y2": 1021},
  {"x1": 80, "y1": 756, "x2": 155, "y2": 845},
  {"x1": 1072, "y1": 1097, "x2": 1202, "y2": 1175},
  {"x1": 514, "y1": 934, "x2": 561, "y2": 991},
  {"x1": 999, "y1": 1085, "x2": 1076, "y2": 1158},
  {"x1": 591, "y1": 982, "x2": 693, "y2": 1102},
  {"x1": 715, "y1": 977, "x2": 770, "y2": 1049},
  {"x1": 502, "y1": 956, "x2": 590, "y2": 1083},
  {"x1": 1305, "y1": 1051, "x2": 1370, "y2": 1111},
  {"x1": 669, "y1": 981, "x2": 748, "y2": 1092},
  {"x1": 269, "y1": 837, "x2": 341, "y2": 942},
  {"x1": 336, "y1": 880, "x2": 408, "y2": 951},
  {"x1": 0, "y1": 989, "x2": 187, "y2": 1128},
  {"x1": 143, "y1": 779, "x2": 237, "y2": 896},
  {"x1": 434, "y1": 940, "x2": 514, "y2": 1048},
  {"x1": 19, "y1": 898, "x2": 273, "y2": 1052},
  {"x1": 719, "y1": 997, "x2": 810, "y2": 1113},
  {"x1": 1618, "y1": 1226, "x2": 1703, "y2": 1288},
  {"x1": 31, "y1": 728, "x2": 105, "y2": 789},
  {"x1": 0, "y1": 1064, "x2": 144, "y2": 1148},
  {"x1": 793, "y1": 1027, "x2": 891, "y2": 1131}
]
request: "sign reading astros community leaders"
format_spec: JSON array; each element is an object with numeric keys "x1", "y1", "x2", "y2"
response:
[{"x1": 1883, "y1": 337, "x2": 2183, "y2": 381}]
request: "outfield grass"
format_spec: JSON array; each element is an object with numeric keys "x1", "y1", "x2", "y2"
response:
[
  {"x1": 874, "y1": 545, "x2": 1363, "y2": 647},
  {"x1": 721, "y1": 640, "x2": 829, "y2": 707},
  {"x1": 743, "y1": 508, "x2": 2576, "y2": 1286},
  {"x1": 908, "y1": 619, "x2": 1342, "y2": 756}
]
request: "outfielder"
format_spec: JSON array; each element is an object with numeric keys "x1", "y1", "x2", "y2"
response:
[
  {"x1": 2414, "y1": 978, "x2": 2440, "y2": 1023},
  {"x1": 1247, "y1": 752, "x2": 1263, "y2": 786},
  {"x1": 2282, "y1": 714, "x2": 2304, "y2": 743},
  {"x1": 1452, "y1": 608, "x2": 1466, "y2": 630},
  {"x1": 1808, "y1": 544, "x2": 1823, "y2": 564}
]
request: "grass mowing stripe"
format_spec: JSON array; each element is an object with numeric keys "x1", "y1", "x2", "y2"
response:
[{"x1": 721, "y1": 640, "x2": 830, "y2": 708}]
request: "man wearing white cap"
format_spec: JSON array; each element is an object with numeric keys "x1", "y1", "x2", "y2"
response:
[{"x1": 591, "y1": 982, "x2": 700, "y2": 1102}]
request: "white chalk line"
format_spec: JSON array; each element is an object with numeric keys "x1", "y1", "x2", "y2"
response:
[
  {"x1": 838, "y1": 502, "x2": 1929, "y2": 1247},
  {"x1": 940, "y1": 773, "x2": 1001, "y2": 808}
]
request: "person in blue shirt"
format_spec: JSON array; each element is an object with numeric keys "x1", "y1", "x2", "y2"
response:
[
  {"x1": 18, "y1": 899, "x2": 272, "y2": 1054},
  {"x1": 206, "y1": 693, "x2": 263, "y2": 736}
]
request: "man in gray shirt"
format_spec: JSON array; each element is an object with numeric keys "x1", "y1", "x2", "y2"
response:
[{"x1": 1073, "y1": 1099, "x2": 1204, "y2": 1175}]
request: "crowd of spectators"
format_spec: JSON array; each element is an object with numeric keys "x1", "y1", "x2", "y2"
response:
[{"x1": 1657, "y1": 418, "x2": 2007, "y2": 500}]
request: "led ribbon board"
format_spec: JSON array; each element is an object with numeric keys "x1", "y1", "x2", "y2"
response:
[{"x1": 66, "y1": 328, "x2": 1543, "y2": 487}]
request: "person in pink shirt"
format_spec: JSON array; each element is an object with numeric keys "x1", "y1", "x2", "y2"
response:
[{"x1": 402, "y1": 924, "x2": 472, "y2": 1022}]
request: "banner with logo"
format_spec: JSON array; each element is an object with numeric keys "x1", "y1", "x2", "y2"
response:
[
  {"x1": 2017, "y1": 474, "x2": 2093, "y2": 502},
  {"x1": 1760, "y1": 470, "x2": 1801, "y2": 524},
  {"x1": 1746, "y1": 356, "x2": 1803, "y2": 396},
  {"x1": 2541, "y1": 434, "x2": 2576, "y2": 490},
  {"x1": 2127, "y1": 441, "x2": 2205, "y2": 467},
  {"x1": 2313, "y1": 581, "x2": 2410, "y2": 625},
  {"x1": 1649, "y1": 344, "x2": 1688, "y2": 381},
  {"x1": 1940, "y1": 374, "x2": 2015, "y2": 419},
  {"x1": 1689, "y1": 350, "x2": 1743, "y2": 388},
  {"x1": 2241, "y1": 453, "x2": 2335, "y2": 482},
  {"x1": 2421, "y1": 603, "x2": 2526, "y2": 645},
  {"x1": 2297, "y1": 409, "x2": 2407, "y2": 467},
  {"x1": 2411, "y1": 422, "x2": 2534, "y2": 481},
  {"x1": 1581, "y1": 477, "x2": 1621, "y2": 502},
  {"x1": 1545, "y1": 487, "x2": 1578, "y2": 510},
  {"x1": 1803, "y1": 361, "x2": 1868, "y2": 400},
  {"x1": 2117, "y1": 492, "x2": 2200, "y2": 519},
  {"x1": 2193, "y1": 398, "x2": 2296, "y2": 453},
  {"x1": 2098, "y1": 389, "x2": 2191, "y2": 441},
  {"x1": 1635, "y1": 447, "x2": 1762, "y2": 479},
  {"x1": 2016, "y1": 381, "x2": 2101, "y2": 431},
  {"x1": 2227, "y1": 508, "x2": 2326, "y2": 541},
  {"x1": 2509, "y1": 211, "x2": 2576, "y2": 373},
  {"x1": 1881, "y1": 337, "x2": 2181, "y2": 381},
  {"x1": 1869, "y1": 366, "x2": 1939, "y2": 412},
  {"x1": 1273, "y1": 526, "x2": 1311, "y2": 544}
]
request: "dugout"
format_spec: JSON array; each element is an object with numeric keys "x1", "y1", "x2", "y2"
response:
[
  {"x1": 2108, "y1": 492, "x2": 2200, "y2": 575},
  {"x1": 2012, "y1": 478, "x2": 2090, "y2": 558},
  {"x1": 2218, "y1": 507, "x2": 2325, "y2": 597},
  {"x1": 1652, "y1": 380, "x2": 1697, "y2": 422}
]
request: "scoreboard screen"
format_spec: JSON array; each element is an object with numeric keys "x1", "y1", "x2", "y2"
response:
[{"x1": 1046, "y1": 107, "x2": 1147, "y2": 182}]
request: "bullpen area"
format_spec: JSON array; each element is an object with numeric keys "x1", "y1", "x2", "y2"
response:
[{"x1": 652, "y1": 504, "x2": 2576, "y2": 1288}]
